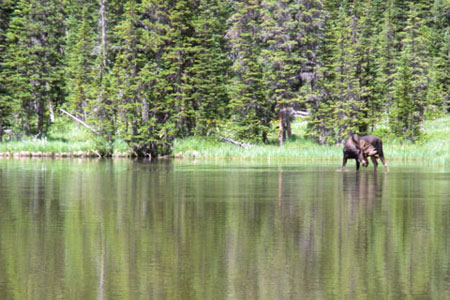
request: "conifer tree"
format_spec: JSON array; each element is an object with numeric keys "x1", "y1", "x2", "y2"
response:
[
  {"x1": 1, "y1": 0, "x2": 65, "y2": 138},
  {"x1": 423, "y1": 0, "x2": 449, "y2": 118},
  {"x1": 390, "y1": 3, "x2": 429, "y2": 141},
  {"x1": 0, "y1": 0, "x2": 447, "y2": 150},
  {"x1": 111, "y1": 0, "x2": 199, "y2": 156},
  {"x1": 112, "y1": 0, "x2": 168, "y2": 156},
  {"x1": 308, "y1": 1, "x2": 366, "y2": 144},
  {"x1": 373, "y1": 0, "x2": 396, "y2": 118},
  {"x1": 226, "y1": 1, "x2": 271, "y2": 143},
  {"x1": 112, "y1": 0, "x2": 141, "y2": 141},
  {"x1": 259, "y1": 0, "x2": 323, "y2": 145},
  {"x1": 163, "y1": 0, "x2": 203, "y2": 138},
  {"x1": 390, "y1": 49, "x2": 418, "y2": 140},
  {"x1": 187, "y1": 0, "x2": 232, "y2": 136},
  {"x1": 141, "y1": 0, "x2": 196, "y2": 155},
  {"x1": 306, "y1": 5, "x2": 338, "y2": 145},
  {"x1": 0, "y1": 0, "x2": 16, "y2": 139},
  {"x1": 64, "y1": 1, "x2": 97, "y2": 120},
  {"x1": 354, "y1": 0, "x2": 385, "y2": 132},
  {"x1": 86, "y1": 0, "x2": 120, "y2": 153}
]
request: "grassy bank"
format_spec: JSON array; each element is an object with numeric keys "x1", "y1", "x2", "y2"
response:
[
  {"x1": 1, "y1": 116, "x2": 448, "y2": 164},
  {"x1": 173, "y1": 115, "x2": 450, "y2": 165},
  {"x1": 0, "y1": 120, "x2": 131, "y2": 157},
  {"x1": 0, "y1": 139, "x2": 131, "y2": 157}
]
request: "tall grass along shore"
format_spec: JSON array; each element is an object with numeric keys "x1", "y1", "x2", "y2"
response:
[
  {"x1": 0, "y1": 116, "x2": 449, "y2": 165},
  {"x1": 173, "y1": 116, "x2": 450, "y2": 165}
]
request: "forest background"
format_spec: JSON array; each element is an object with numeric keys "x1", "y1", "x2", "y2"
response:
[{"x1": 0, "y1": 0, "x2": 448, "y2": 157}]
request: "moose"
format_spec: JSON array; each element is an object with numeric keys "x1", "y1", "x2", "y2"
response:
[{"x1": 342, "y1": 134, "x2": 389, "y2": 172}]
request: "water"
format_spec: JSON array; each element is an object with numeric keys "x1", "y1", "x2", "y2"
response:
[{"x1": 0, "y1": 159, "x2": 448, "y2": 299}]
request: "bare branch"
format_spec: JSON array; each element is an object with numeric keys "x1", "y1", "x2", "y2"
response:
[
  {"x1": 220, "y1": 137, "x2": 253, "y2": 148},
  {"x1": 59, "y1": 108, "x2": 99, "y2": 135}
]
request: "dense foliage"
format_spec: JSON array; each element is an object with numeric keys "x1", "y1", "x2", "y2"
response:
[{"x1": 0, "y1": 0, "x2": 448, "y2": 156}]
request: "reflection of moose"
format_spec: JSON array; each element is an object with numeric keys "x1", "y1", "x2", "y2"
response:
[
  {"x1": 342, "y1": 134, "x2": 389, "y2": 171},
  {"x1": 342, "y1": 171, "x2": 384, "y2": 201}
]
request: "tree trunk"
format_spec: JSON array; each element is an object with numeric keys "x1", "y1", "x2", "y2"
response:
[
  {"x1": 99, "y1": 0, "x2": 107, "y2": 76},
  {"x1": 287, "y1": 118, "x2": 292, "y2": 138},
  {"x1": 279, "y1": 103, "x2": 289, "y2": 146},
  {"x1": 48, "y1": 102, "x2": 55, "y2": 123},
  {"x1": 142, "y1": 98, "x2": 149, "y2": 123},
  {"x1": 36, "y1": 98, "x2": 45, "y2": 138},
  {"x1": 279, "y1": 109, "x2": 285, "y2": 146}
]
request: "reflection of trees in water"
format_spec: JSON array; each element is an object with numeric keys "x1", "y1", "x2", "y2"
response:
[
  {"x1": 0, "y1": 161, "x2": 447, "y2": 299},
  {"x1": 275, "y1": 167, "x2": 447, "y2": 299}
]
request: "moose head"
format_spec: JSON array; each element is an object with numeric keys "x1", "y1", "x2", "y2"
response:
[{"x1": 359, "y1": 139, "x2": 378, "y2": 167}]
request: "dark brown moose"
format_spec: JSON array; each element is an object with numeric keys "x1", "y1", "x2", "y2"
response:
[{"x1": 342, "y1": 134, "x2": 389, "y2": 172}]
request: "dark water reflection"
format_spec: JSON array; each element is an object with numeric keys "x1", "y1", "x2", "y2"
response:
[{"x1": 0, "y1": 159, "x2": 448, "y2": 299}]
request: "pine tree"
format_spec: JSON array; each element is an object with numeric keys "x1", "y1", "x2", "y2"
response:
[
  {"x1": 226, "y1": 1, "x2": 271, "y2": 143},
  {"x1": 373, "y1": 0, "x2": 396, "y2": 120},
  {"x1": 0, "y1": 0, "x2": 16, "y2": 139},
  {"x1": 354, "y1": 0, "x2": 385, "y2": 133},
  {"x1": 390, "y1": 49, "x2": 419, "y2": 140},
  {"x1": 308, "y1": 1, "x2": 366, "y2": 144},
  {"x1": 64, "y1": 1, "x2": 97, "y2": 120},
  {"x1": 86, "y1": 0, "x2": 120, "y2": 153},
  {"x1": 390, "y1": 2, "x2": 429, "y2": 141},
  {"x1": 305, "y1": 1, "x2": 337, "y2": 145},
  {"x1": 1, "y1": 0, "x2": 65, "y2": 138},
  {"x1": 0, "y1": 0, "x2": 447, "y2": 149},
  {"x1": 112, "y1": 0, "x2": 141, "y2": 142},
  {"x1": 163, "y1": 0, "x2": 202, "y2": 138},
  {"x1": 259, "y1": 0, "x2": 323, "y2": 145},
  {"x1": 112, "y1": 0, "x2": 200, "y2": 156},
  {"x1": 424, "y1": 58, "x2": 446, "y2": 119},
  {"x1": 187, "y1": 0, "x2": 232, "y2": 136},
  {"x1": 423, "y1": 0, "x2": 449, "y2": 118},
  {"x1": 112, "y1": 0, "x2": 169, "y2": 156}
]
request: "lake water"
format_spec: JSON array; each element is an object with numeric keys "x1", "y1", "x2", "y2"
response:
[{"x1": 0, "y1": 159, "x2": 448, "y2": 299}]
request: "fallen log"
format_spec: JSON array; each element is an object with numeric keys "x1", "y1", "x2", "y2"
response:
[
  {"x1": 220, "y1": 137, "x2": 253, "y2": 148},
  {"x1": 291, "y1": 110, "x2": 310, "y2": 117},
  {"x1": 59, "y1": 108, "x2": 99, "y2": 135}
]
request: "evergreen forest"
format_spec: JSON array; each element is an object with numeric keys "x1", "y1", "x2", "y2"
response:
[{"x1": 0, "y1": 0, "x2": 448, "y2": 157}]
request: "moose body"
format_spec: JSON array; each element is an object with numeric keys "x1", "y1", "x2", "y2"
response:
[{"x1": 343, "y1": 134, "x2": 389, "y2": 171}]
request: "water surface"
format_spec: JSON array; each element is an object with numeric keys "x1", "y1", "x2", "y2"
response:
[{"x1": 0, "y1": 159, "x2": 448, "y2": 299}]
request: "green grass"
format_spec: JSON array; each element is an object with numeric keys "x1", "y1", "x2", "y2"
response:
[
  {"x1": 1, "y1": 115, "x2": 448, "y2": 164},
  {"x1": 0, "y1": 138, "x2": 96, "y2": 153},
  {"x1": 381, "y1": 116, "x2": 450, "y2": 165},
  {"x1": 173, "y1": 136, "x2": 341, "y2": 161},
  {"x1": 0, "y1": 119, "x2": 128, "y2": 155},
  {"x1": 174, "y1": 115, "x2": 450, "y2": 165},
  {"x1": 0, "y1": 121, "x2": 95, "y2": 153}
]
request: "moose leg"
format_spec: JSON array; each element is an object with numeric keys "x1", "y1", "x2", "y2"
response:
[
  {"x1": 371, "y1": 156, "x2": 378, "y2": 171},
  {"x1": 356, "y1": 160, "x2": 360, "y2": 171},
  {"x1": 380, "y1": 156, "x2": 389, "y2": 172},
  {"x1": 342, "y1": 155, "x2": 348, "y2": 169}
]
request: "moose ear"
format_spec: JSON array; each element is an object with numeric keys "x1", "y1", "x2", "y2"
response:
[{"x1": 352, "y1": 134, "x2": 359, "y2": 144}]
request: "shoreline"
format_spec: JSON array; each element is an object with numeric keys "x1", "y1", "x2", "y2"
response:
[
  {"x1": 1, "y1": 116, "x2": 448, "y2": 165},
  {"x1": 0, "y1": 151, "x2": 448, "y2": 166},
  {"x1": 0, "y1": 151, "x2": 132, "y2": 159}
]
